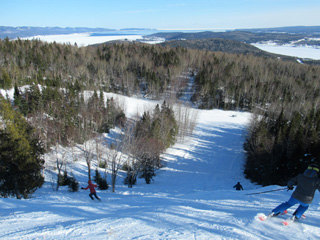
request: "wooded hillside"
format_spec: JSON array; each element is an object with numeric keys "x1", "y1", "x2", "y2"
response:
[{"x1": 1, "y1": 38, "x2": 320, "y2": 186}]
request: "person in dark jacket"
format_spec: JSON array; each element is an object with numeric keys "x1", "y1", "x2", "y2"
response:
[
  {"x1": 81, "y1": 180, "x2": 101, "y2": 201},
  {"x1": 270, "y1": 164, "x2": 320, "y2": 220},
  {"x1": 233, "y1": 182, "x2": 243, "y2": 190}
]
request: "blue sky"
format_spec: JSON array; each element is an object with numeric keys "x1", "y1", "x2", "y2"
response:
[{"x1": 1, "y1": 0, "x2": 319, "y2": 30}]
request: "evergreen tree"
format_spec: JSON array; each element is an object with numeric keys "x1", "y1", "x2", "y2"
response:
[
  {"x1": 93, "y1": 168, "x2": 109, "y2": 190},
  {"x1": 135, "y1": 111, "x2": 152, "y2": 139},
  {"x1": 0, "y1": 96, "x2": 44, "y2": 199},
  {"x1": 140, "y1": 158, "x2": 155, "y2": 184},
  {"x1": 59, "y1": 170, "x2": 71, "y2": 186},
  {"x1": 244, "y1": 109, "x2": 320, "y2": 186},
  {"x1": 67, "y1": 176, "x2": 79, "y2": 192},
  {"x1": 124, "y1": 169, "x2": 137, "y2": 188},
  {"x1": 28, "y1": 83, "x2": 42, "y2": 113},
  {"x1": 13, "y1": 84, "x2": 28, "y2": 115},
  {"x1": 0, "y1": 68, "x2": 12, "y2": 89},
  {"x1": 13, "y1": 84, "x2": 22, "y2": 108}
]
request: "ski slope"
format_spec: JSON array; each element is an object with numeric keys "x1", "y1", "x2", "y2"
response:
[{"x1": 1, "y1": 94, "x2": 320, "y2": 239}]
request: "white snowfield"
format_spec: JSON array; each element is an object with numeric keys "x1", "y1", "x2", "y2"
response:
[
  {"x1": 252, "y1": 43, "x2": 320, "y2": 60},
  {"x1": 1, "y1": 94, "x2": 320, "y2": 240},
  {"x1": 21, "y1": 33, "x2": 151, "y2": 47}
]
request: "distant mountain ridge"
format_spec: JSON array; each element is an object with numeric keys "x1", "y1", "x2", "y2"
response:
[
  {"x1": 0, "y1": 26, "x2": 155, "y2": 39},
  {"x1": 160, "y1": 38, "x2": 270, "y2": 54},
  {"x1": 146, "y1": 30, "x2": 318, "y2": 45},
  {"x1": 159, "y1": 38, "x2": 296, "y2": 62},
  {"x1": 2, "y1": 25, "x2": 320, "y2": 42},
  {"x1": 2, "y1": 25, "x2": 320, "y2": 64},
  {"x1": 236, "y1": 26, "x2": 320, "y2": 36},
  {"x1": 145, "y1": 27, "x2": 320, "y2": 63},
  {"x1": 0, "y1": 26, "x2": 111, "y2": 39}
]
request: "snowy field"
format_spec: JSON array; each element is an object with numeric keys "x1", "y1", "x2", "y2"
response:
[
  {"x1": 1, "y1": 92, "x2": 320, "y2": 240},
  {"x1": 252, "y1": 42, "x2": 320, "y2": 60},
  {"x1": 20, "y1": 33, "x2": 166, "y2": 46},
  {"x1": 21, "y1": 33, "x2": 145, "y2": 47}
]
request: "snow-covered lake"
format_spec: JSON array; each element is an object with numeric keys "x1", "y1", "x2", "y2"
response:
[
  {"x1": 252, "y1": 43, "x2": 320, "y2": 60},
  {"x1": 1, "y1": 92, "x2": 320, "y2": 239},
  {"x1": 21, "y1": 33, "x2": 145, "y2": 47}
]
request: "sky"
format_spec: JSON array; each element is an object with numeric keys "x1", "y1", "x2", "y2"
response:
[{"x1": 1, "y1": 0, "x2": 320, "y2": 30}]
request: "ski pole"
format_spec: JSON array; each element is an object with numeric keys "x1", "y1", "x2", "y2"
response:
[{"x1": 245, "y1": 187, "x2": 288, "y2": 195}]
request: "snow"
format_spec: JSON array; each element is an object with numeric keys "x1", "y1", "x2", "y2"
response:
[
  {"x1": 0, "y1": 86, "x2": 30, "y2": 101},
  {"x1": 0, "y1": 88, "x2": 15, "y2": 100},
  {"x1": 19, "y1": 33, "x2": 164, "y2": 47},
  {"x1": 252, "y1": 42, "x2": 320, "y2": 60},
  {"x1": 1, "y1": 92, "x2": 320, "y2": 240},
  {"x1": 20, "y1": 33, "x2": 144, "y2": 47}
]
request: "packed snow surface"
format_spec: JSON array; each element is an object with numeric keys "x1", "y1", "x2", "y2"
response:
[{"x1": 1, "y1": 94, "x2": 320, "y2": 239}]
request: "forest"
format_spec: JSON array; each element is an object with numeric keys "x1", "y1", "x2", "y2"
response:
[{"x1": 1, "y1": 37, "x2": 320, "y2": 196}]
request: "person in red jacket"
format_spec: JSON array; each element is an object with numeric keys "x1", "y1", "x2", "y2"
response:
[{"x1": 81, "y1": 180, "x2": 101, "y2": 201}]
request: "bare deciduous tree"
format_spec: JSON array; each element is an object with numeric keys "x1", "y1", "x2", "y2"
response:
[
  {"x1": 83, "y1": 139, "x2": 95, "y2": 181},
  {"x1": 108, "y1": 142, "x2": 123, "y2": 192},
  {"x1": 54, "y1": 142, "x2": 67, "y2": 191},
  {"x1": 174, "y1": 102, "x2": 198, "y2": 142}
]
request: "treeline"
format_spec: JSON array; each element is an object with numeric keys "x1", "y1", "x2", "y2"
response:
[
  {"x1": 192, "y1": 54, "x2": 320, "y2": 113},
  {"x1": 2, "y1": 37, "x2": 320, "y2": 116},
  {"x1": 13, "y1": 83, "x2": 125, "y2": 149},
  {"x1": 244, "y1": 109, "x2": 320, "y2": 186},
  {"x1": 0, "y1": 38, "x2": 190, "y2": 98}
]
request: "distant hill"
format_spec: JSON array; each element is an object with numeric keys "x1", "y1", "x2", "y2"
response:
[
  {"x1": 147, "y1": 27, "x2": 320, "y2": 64},
  {"x1": 159, "y1": 38, "x2": 304, "y2": 63},
  {"x1": 146, "y1": 26, "x2": 320, "y2": 48},
  {"x1": 159, "y1": 38, "x2": 278, "y2": 57},
  {"x1": 236, "y1": 26, "x2": 320, "y2": 36},
  {"x1": 0, "y1": 26, "x2": 160, "y2": 40},
  {"x1": 146, "y1": 31, "x2": 305, "y2": 44},
  {"x1": 0, "y1": 26, "x2": 117, "y2": 39},
  {"x1": 3, "y1": 25, "x2": 320, "y2": 47}
]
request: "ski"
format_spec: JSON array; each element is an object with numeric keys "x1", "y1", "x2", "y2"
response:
[
  {"x1": 282, "y1": 217, "x2": 296, "y2": 226},
  {"x1": 257, "y1": 214, "x2": 269, "y2": 221},
  {"x1": 282, "y1": 215, "x2": 305, "y2": 226},
  {"x1": 282, "y1": 220, "x2": 291, "y2": 226},
  {"x1": 257, "y1": 210, "x2": 287, "y2": 221}
]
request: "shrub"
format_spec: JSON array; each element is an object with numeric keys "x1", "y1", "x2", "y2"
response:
[
  {"x1": 68, "y1": 176, "x2": 79, "y2": 192},
  {"x1": 93, "y1": 169, "x2": 109, "y2": 190}
]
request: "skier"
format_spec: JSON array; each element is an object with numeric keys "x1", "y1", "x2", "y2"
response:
[
  {"x1": 269, "y1": 164, "x2": 320, "y2": 221},
  {"x1": 233, "y1": 182, "x2": 243, "y2": 190},
  {"x1": 81, "y1": 180, "x2": 101, "y2": 201}
]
